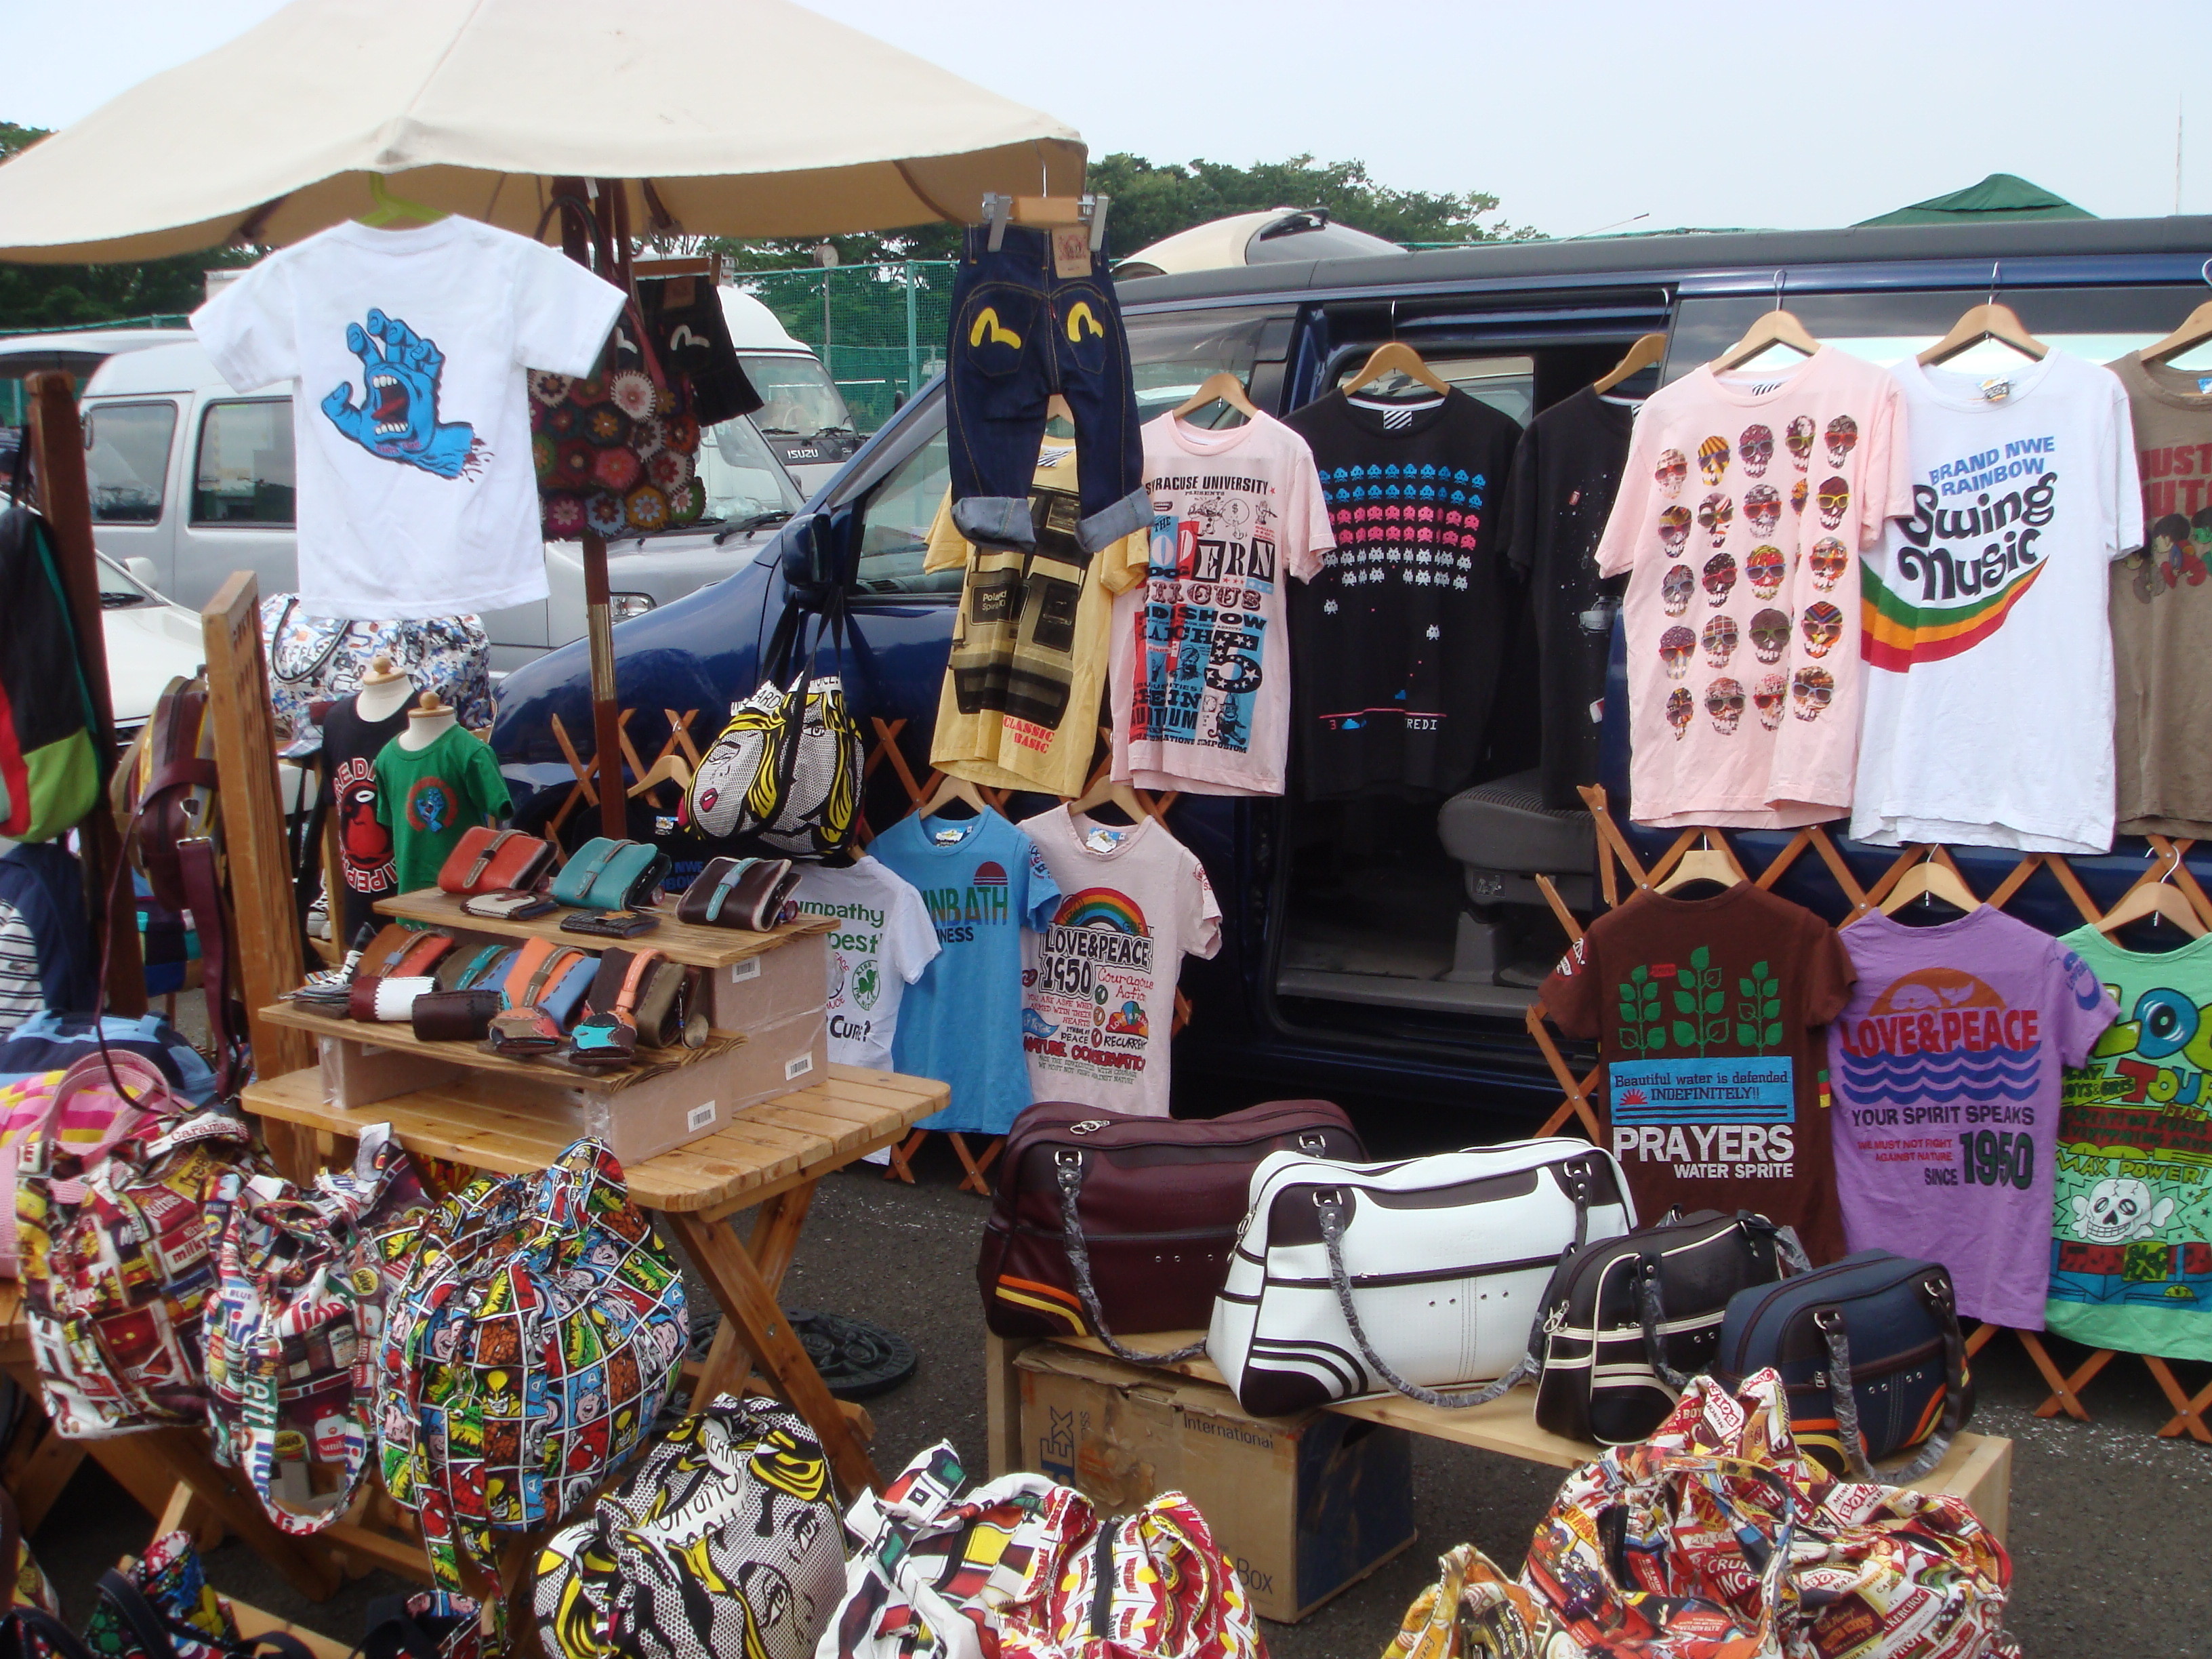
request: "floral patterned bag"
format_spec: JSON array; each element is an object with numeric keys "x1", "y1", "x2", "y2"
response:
[{"x1": 375, "y1": 1139, "x2": 688, "y2": 1595}]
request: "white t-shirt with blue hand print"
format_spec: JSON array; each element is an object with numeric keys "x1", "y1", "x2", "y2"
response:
[{"x1": 194, "y1": 216, "x2": 623, "y2": 620}]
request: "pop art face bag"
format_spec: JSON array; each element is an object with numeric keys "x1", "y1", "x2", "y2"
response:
[{"x1": 375, "y1": 1137, "x2": 688, "y2": 1594}]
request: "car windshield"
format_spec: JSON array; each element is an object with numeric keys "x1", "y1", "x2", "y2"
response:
[
  {"x1": 743, "y1": 354, "x2": 854, "y2": 436},
  {"x1": 697, "y1": 415, "x2": 808, "y2": 527}
]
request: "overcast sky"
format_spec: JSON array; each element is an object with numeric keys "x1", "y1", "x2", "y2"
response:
[{"x1": 3, "y1": 0, "x2": 2207, "y2": 239}]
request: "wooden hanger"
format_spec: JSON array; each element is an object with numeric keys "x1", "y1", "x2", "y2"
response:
[
  {"x1": 1880, "y1": 847, "x2": 1982, "y2": 916},
  {"x1": 981, "y1": 192, "x2": 1110, "y2": 252},
  {"x1": 1713, "y1": 310, "x2": 1820, "y2": 372},
  {"x1": 2141, "y1": 262, "x2": 2212, "y2": 365},
  {"x1": 1341, "y1": 340, "x2": 1450, "y2": 398},
  {"x1": 911, "y1": 771, "x2": 987, "y2": 820},
  {"x1": 2097, "y1": 850, "x2": 2208, "y2": 939},
  {"x1": 626, "y1": 752, "x2": 692, "y2": 798},
  {"x1": 1593, "y1": 333, "x2": 1667, "y2": 394},
  {"x1": 1170, "y1": 372, "x2": 1258, "y2": 423},
  {"x1": 1069, "y1": 773, "x2": 1149, "y2": 825},
  {"x1": 358, "y1": 173, "x2": 445, "y2": 228},
  {"x1": 1654, "y1": 834, "x2": 1741, "y2": 894},
  {"x1": 1919, "y1": 266, "x2": 2046, "y2": 366}
]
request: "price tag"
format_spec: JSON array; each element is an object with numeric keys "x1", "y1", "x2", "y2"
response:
[{"x1": 1052, "y1": 225, "x2": 1092, "y2": 280}]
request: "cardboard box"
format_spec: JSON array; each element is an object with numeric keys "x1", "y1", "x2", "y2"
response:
[
  {"x1": 1016, "y1": 1344, "x2": 1415, "y2": 1623},
  {"x1": 703, "y1": 1004, "x2": 829, "y2": 1114},
  {"x1": 707, "y1": 930, "x2": 827, "y2": 1032}
]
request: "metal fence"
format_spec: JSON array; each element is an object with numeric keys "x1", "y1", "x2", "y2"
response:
[{"x1": 739, "y1": 261, "x2": 954, "y2": 432}]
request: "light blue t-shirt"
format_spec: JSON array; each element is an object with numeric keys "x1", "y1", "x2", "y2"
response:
[{"x1": 872, "y1": 808, "x2": 1060, "y2": 1134}]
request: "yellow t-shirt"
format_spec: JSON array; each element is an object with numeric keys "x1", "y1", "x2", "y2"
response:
[{"x1": 926, "y1": 447, "x2": 1147, "y2": 798}]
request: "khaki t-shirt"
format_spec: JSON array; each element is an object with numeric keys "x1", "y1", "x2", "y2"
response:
[
  {"x1": 2108, "y1": 351, "x2": 2212, "y2": 837},
  {"x1": 926, "y1": 446, "x2": 1145, "y2": 799}
]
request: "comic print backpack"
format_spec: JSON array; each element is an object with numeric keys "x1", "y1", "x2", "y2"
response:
[
  {"x1": 15, "y1": 1052, "x2": 258, "y2": 1437},
  {"x1": 687, "y1": 596, "x2": 861, "y2": 858},
  {"x1": 375, "y1": 1138, "x2": 688, "y2": 1593},
  {"x1": 203, "y1": 1126, "x2": 431, "y2": 1535},
  {"x1": 534, "y1": 1396, "x2": 844, "y2": 1659}
]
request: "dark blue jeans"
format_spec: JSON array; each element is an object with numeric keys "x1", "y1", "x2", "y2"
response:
[{"x1": 946, "y1": 224, "x2": 1149, "y2": 556}]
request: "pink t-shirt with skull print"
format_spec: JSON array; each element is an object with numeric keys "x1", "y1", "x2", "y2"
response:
[{"x1": 1597, "y1": 347, "x2": 1910, "y2": 827}]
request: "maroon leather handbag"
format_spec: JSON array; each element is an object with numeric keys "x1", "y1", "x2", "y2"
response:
[{"x1": 979, "y1": 1099, "x2": 1365, "y2": 1359}]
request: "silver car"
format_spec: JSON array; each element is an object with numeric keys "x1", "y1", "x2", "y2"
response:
[{"x1": 76, "y1": 337, "x2": 805, "y2": 673}]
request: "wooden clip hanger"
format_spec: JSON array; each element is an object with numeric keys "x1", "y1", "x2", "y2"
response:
[
  {"x1": 1655, "y1": 833, "x2": 1742, "y2": 894},
  {"x1": 1593, "y1": 333, "x2": 1668, "y2": 395},
  {"x1": 1919, "y1": 263, "x2": 2047, "y2": 367},
  {"x1": 1713, "y1": 272, "x2": 1820, "y2": 372},
  {"x1": 2097, "y1": 848, "x2": 2207, "y2": 939},
  {"x1": 981, "y1": 191, "x2": 1111, "y2": 253},
  {"x1": 1881, "y1": 846, "x2": 1982, "y2": 918},
  {"x1": 2140, "y1": 259, "x2": 2212, "y2": 366},
  {"x1": 1170, "y1": 372, "x2": 1258, "y2": 424}
]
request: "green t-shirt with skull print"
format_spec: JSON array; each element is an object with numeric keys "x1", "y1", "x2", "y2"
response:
[{"x1": 2048, "y1": 924, "x2": 2212, "y2": 1361}]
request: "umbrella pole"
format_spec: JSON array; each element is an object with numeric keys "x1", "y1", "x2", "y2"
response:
[{"x1": 552, "y1": 176, "x2": 630, "y2": 842}]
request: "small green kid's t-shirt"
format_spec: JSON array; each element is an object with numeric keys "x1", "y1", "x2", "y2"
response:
[{"x1": 372, "y1": 724, "x2": 511, "y2": 895}]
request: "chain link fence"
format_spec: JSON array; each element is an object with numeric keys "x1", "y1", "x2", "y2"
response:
[{"x1": 739, "y1": 262, "x2": 954, "y2": 432}]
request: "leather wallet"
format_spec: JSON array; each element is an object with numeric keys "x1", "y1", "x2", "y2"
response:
[
  {"x1": 359, "y1": 924, "x2": 458, "y2": 980},
  {"x1": 348, "y1": 975, "x2": 438, "y2": 1023},
  {"x1": 410, "y1": 988, "x2": 504, "y2": 1043},
  {"x1": 675, "y1": 856, "x2": 802, "y2": 931},
  {"x1": 437, "y1": 827, "x2": 556, "y2": 896},
  {"x1": 583, "y1": 948, "x2": 689, "y2": 1050},
  {"x1": 569, "y1": 948, "x2": 663, "y2": 1069},
  {"x1": 560, "y1": 909, "x2": 659, "y2": 939},
  {"x1": 550, "y1": 838, "x2": 672, "y2": 911},
  {"x1": 488, "y1": 1006, "x2": 564, "y2": 1054},
  {"x1": 436, "y1": 943, "x2": 516, "y2": 991},
  {"x1": 461, "y1": 888, "x2": 560, "y2": 921}
]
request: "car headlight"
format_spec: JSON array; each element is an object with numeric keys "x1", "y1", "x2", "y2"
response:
[{"x1": 608, "y1": 592, "x2": 656, "y2": 622}]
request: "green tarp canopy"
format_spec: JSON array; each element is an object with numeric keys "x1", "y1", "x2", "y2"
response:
[{"x1": 1856, "y1": 173, "x2": 2094, "y2": 227}]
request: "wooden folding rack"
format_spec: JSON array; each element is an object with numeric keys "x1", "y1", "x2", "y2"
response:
[{"x1": 1521, "y1": 787, "x2": 2212, "y2": 1442}]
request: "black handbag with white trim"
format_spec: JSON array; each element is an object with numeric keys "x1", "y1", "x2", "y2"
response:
[{"x1": 1532, "y1": 1209, "x2": 1803, "y2": 1446}]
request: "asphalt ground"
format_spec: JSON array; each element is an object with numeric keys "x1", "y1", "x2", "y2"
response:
[{"x1": 28, "y1": 1132, "x2": 2212, "y2": 1656}]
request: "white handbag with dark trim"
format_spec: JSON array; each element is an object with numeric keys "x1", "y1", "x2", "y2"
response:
[{"x1": 1206, "y1": 1139, "x2": 1635, "y2": 1416}]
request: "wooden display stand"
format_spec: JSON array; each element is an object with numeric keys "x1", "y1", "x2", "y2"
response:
[
  {"x1": 985, "y1": 1330, "x2": 2015, "y2": 1544},
  {"x1": 1521, "y1": 789, "x2": 2212, "y2": 1443}
]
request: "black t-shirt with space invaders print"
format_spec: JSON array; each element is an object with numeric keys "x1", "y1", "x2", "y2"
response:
[{"x1": 1283, "y1": 387, "x2": 1523, "y2": 801}]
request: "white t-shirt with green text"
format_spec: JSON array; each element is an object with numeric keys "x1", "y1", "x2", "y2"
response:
[{"x1": 793, "y1": 856, "x2": 939, "y2": 1071}]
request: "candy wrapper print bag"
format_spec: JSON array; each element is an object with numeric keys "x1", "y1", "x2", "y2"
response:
[
  {"x1": 1519, "y1": 1369, "x2": 2017, "y2": 1659},
  {"x1": 376, "y1": 1137, "x2": 689, "y2": 1595}
]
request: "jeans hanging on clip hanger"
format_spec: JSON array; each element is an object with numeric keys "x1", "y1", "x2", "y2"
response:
[{"x1": 945, "y1": 207, "x2": 1149, "y2": 557}]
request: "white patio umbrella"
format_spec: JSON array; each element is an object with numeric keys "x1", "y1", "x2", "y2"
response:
[
  {"x1": 0, "y1": 0, "x2": 1084, "y2": 261},
  {"x1": 0, "y1": 0, "x2": 1085, "y2": 840}
]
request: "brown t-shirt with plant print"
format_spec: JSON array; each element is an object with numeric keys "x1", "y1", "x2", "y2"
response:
[{"x1": 1541, "y1": 883, "x2": 1855, "y2": 1259}]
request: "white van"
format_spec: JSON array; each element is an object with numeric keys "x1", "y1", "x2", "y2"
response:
[
  {"x1": 78, "y1": 338, "x2": 805, "y2": 672},
  {"x1": 719, "y1": 289, "x2": 863, "y2": 495}
]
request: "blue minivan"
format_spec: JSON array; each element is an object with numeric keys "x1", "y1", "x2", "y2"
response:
[{"x1": 489, "y1": 214, "x2": 2212, "y2": 1126}]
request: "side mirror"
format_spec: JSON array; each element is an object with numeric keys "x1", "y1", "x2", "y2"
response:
[
  {"x1": 777, "y1": 508, "x2": 851, "y2": 598},
  {"x1": 125, "y1": 556, "x2": 161, "y2": 592}
]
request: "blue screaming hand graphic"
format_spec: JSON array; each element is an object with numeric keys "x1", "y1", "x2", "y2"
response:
[{"x1": 321, "y1": 309, "x2": 480, "y2": 478}]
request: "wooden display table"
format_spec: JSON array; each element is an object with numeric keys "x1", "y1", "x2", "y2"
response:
[
  {"x1": 985, "y1": 1331, "x2": 2013, "y2": 1544},
  {"x1": 245, "y1": 1061, "x2": 947, "y2": 1501}
]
